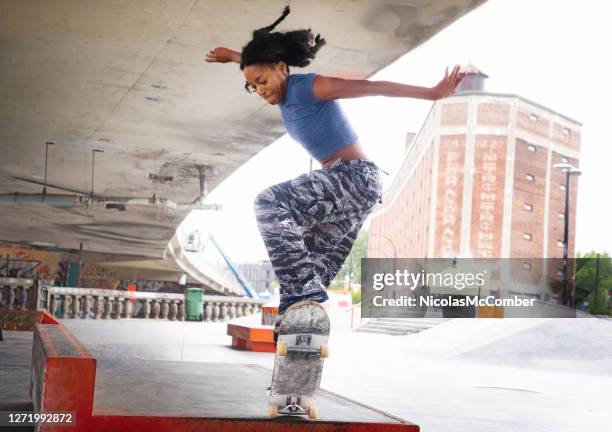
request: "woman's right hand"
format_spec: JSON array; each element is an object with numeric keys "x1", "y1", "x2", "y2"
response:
[{"x1": 205, "y1": 47, "x2": 240, "y2": 64}]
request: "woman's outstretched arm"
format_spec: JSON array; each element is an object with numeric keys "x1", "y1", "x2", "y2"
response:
[
  {"x1": 205, "y1": 47, "x2": 241, "y2": 64},
  {"x1": 313, "y1": 65, "x2": 466, "y2": 101}
]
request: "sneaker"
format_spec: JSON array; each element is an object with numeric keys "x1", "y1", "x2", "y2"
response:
[{"x1": 278, "y1": 290, "x2": 329, "y2": 316}]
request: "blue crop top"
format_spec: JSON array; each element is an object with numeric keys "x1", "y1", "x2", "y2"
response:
[{"x1": 279, "y1": 73, "x2": 358, "y2": 162}]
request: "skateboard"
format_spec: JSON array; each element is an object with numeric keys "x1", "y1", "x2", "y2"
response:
[{"x1": 268, "y1": 300, "x2": 330, "y2": 420}]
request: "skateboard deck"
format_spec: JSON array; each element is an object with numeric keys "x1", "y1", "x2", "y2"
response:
[{"x1": 268, "y1": 300, "x2": 330, "y2": 420}]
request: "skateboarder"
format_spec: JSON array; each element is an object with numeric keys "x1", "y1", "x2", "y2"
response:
[{"x1": 206, "y1": 6, "x2": 464, "y2": 341}]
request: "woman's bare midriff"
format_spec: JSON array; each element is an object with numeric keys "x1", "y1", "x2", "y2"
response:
[{"x1": 321, "y1": 141, "x2": 368, "y2": 170}]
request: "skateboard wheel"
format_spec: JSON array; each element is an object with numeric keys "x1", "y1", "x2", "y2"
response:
[
  {"x1": 268, "y1": 404, "x2": 278, "y2": 417},
  {"x1": 320, "y1": 344, "x2": 329, "y2": 358},
  {"x1": 308, "y1": 405, "x2": 319, "y2": 420},
  {"x1": 276, "y1": 342, "x2": 288, "y2": 356}
]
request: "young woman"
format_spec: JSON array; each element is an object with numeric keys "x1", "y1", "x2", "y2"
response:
[{"x1": 206, "y1": 6, "x2": 464, "y2": 337}]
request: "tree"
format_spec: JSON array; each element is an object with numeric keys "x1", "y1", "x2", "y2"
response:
[
  {"x1": 331, "y1": 229, "x2": 369, "y2": 289},
  {"x1": 575, "y1": 251, "x2": 612, "y2": 315}
]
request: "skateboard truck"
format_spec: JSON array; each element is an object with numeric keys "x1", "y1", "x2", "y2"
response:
[{"x1": 278, "y1": 396, "x2": 307, "y2": 415}]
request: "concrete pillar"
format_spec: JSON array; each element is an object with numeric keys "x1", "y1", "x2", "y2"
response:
[{"x1": 228, "y1": 303, "x2": 236, "y2": 319}]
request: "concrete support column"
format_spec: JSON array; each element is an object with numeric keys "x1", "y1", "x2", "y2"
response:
[
  {"x1": 143, "y1": 300, "x2": 151, "y2": 319},
  {"x1": 228, "y1": 303, "x2": 237, "y2": 319},
  {"x1": 235, "y1": 302, "x2": 243, "y2": 318}
]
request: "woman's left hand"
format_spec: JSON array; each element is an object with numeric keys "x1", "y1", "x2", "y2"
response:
[{"x1": 430, "y1": 65, "x2": 466, "y2": 100}]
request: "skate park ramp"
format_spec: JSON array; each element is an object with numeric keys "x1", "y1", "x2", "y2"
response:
[
  {"x1": 18, "y1": 322, "x2": 419, "y2": 431},
  {"x1": 390, "y1": 317, "x2": 612, "y2": 376},
  {"x1": 0, "y1": 0, "x2": 486, "y2": 259},
  {"x1": 450, "y1": 318, "x2": 612, "y2": 375}
]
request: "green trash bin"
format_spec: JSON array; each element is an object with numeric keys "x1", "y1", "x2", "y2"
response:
[{"x1": 184, "y1": 287, "x2": 204, "y2": 321}]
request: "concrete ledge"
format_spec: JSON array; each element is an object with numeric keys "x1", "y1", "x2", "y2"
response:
[
  {"x1": 227, "y1": 314, "x2": 275, "y2": 353},
  {"x1": 88, "y1": 415, "x2": 417, "y2": 431},
  {"x1": 31, "y1": 324, "x2": 96, "y2": 431},
  {"x1": 19, "y1": 320, "x2": 420, "y2": 431},
  {"x1": 0, "y1": 309, "x2": 59, "y2": 331}
]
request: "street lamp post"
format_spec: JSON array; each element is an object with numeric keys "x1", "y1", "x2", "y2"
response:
[
  {"x1": 369, "y1": 232, "x2": 397, "y2": 259},
  {"x1": 90, "y1": 149, "x2": 104, "y2": 198},
  {"x1": 43, "y1": 141, "x2": 55, "y2": 200},
  {"x1": 553, "y1": 163, "x2": 582, "y2": 307}
]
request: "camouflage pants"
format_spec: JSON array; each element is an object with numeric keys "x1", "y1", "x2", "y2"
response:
[{"x1": 254, "y1": 159, "x2": 383, "y2": 314}]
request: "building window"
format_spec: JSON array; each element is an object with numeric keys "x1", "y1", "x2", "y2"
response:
[
  {"x1": 561, "y1": 157, "x2": 569, "y2": 164},
  {"x1": 522, "y1": 262, "x2": 532, "y2": 271},
  {"x1": 524, "y1": 203, "x2": 534, "y2": 212},
  {"x1": 523, "y1": 233, "x2": 533, "y2": 241},
  {"x1": 560, "y1": 184, "x2": 567, "y2": 192},
  {"x1": 557, "y1": 240, "x2": 564, "y2": 248},
  {"x1": 529, "y1": 113, "x2": 539, "y2": 121},
  {"x1": 558, "y1": 212, "x2": 565, "y2": 220},
  {"x1": 527, "y1": 143, "x2": 537, "y2": 152},
  {"x1": 526, "y1": 174, "x2": 535, "y2": 182},
  {"x1": 563, "y1": 127, "x2": 571, "y2": 136}
]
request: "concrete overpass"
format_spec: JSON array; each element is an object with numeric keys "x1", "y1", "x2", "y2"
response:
[{"x1": 0, "y1": 0, "x2": 486, "y2": 260}]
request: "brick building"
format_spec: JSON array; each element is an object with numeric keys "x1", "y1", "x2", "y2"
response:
[{"x1": 368, "y1": 64, "x2": 581, "y2": 263}]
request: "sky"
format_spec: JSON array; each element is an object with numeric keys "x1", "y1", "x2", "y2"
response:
[{"x1": 182, "y1": 0, "x2": 612, "y2": 264}]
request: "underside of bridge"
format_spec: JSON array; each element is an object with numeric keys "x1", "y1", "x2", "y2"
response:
[{"x1": 0, "y1": 0, "x2": 485, "y2": 258}]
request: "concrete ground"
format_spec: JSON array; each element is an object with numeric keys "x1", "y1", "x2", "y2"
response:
[{"x1": 2, "y1": 302, "x2": 611, "y2": 431}]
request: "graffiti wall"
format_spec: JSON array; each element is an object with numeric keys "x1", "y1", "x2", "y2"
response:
[{"x1": 0, "y1": 245, "x2": 64, "y2": 281}]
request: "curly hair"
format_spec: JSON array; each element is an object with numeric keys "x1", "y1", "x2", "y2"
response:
[{"x1": 239, "y1": 6, "x2": 326, "y2": 72}]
